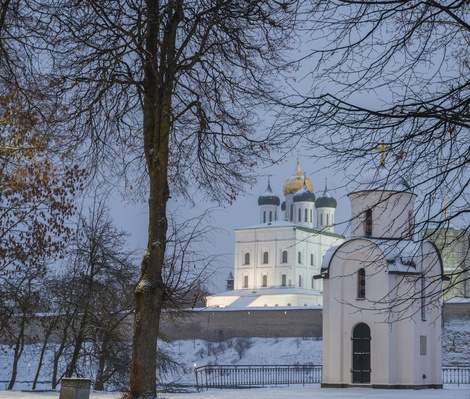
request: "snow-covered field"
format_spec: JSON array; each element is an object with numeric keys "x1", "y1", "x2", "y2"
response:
[{"x1": 0, "y1": 318, "x2": 469, "y2": 398}]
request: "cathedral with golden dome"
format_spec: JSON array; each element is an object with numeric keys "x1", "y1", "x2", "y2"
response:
[{"x1": 206, "y1": 157, "x2": 344, "y2": 309}]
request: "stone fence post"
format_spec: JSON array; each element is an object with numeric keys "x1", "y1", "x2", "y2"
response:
[{"x1": 59, "y1": 378, "x2": 91, "y2": 399}]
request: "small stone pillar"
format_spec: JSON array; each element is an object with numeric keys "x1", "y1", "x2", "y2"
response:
[{"x1": 59, "y1": 378, "x2": 91, "y2": 399}]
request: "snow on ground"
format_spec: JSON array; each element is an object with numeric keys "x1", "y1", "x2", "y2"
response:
[
  {"x1": 0, "y1": 386, "x2": 469, "y2": 399},
  {"x1": 1, "y1": 318, "x2": 470, "y2": 396}
]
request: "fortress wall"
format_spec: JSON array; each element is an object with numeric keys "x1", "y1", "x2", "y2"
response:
[
  {"x1": 7, "y1": 302, "x2": 469, "y2": 344},
  {"x1": 159, "y1": 308, "x2": 323, "y2": 341}
]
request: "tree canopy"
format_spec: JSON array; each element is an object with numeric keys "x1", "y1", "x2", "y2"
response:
[{"x1": 280, "y1": 0, "x2": 469, "y2": 234}]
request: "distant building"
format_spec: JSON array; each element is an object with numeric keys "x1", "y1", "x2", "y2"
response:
[
  {"x1": 424, "y1": 226, "x2": 469, "y2": 299},
  {"x1": 206, "y1": 157, "x2": 344, "y2": 308}
]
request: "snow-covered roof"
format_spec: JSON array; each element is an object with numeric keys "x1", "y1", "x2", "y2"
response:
[
  {"x1": 206, "y1": 287, "x2": 323, "y2": 310},
  {"x1": 321, "y1": 238, "x2": 425, "y2": 275},
  {"x1": 209, "y1": 287, "x2": 322, "y2": 298},
  {"x1": 236, "y1": 219, "x2": 296, "y2": 230},
  {"x1": 372, "y1": 239, "x2": 420, "y2": 274}
]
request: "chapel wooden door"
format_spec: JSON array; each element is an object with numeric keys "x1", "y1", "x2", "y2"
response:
[{"x1": 352, "y1": 323, "x2": 371, "y2": 383}]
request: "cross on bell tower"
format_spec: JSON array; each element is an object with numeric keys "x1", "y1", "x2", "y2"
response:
[{"x1": 375, "y1": 140, "x2": 391, "y2": 166}]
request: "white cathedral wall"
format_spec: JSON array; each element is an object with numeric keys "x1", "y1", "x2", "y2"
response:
[
  {"x1": 234, "y1": 227, "x2": 297, "y2": 290},
  {"x1": 234, "y1": 226, "x2": 343, "y2": 291}
]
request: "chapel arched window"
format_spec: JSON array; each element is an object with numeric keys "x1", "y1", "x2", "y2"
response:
[
  {"x1": 357, "y1": 268, "x2": 366, "y2": 299},
  {"x1": 364, "y1": 209, "x2": 373, "y2": 237}
]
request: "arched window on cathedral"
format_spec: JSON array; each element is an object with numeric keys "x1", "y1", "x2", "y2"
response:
[
  {"x1": 243, "y1": 275, "x2": 249, "y2": 288},
  {"x1": 298, "y1": 275, "x2": 302, "y2": 288},
  {"x1": 281, "y1": 273, "x2": 287, "y2": 287},
  {"x1": 326, "y1": 213, "x2": 329, "y2": 225},
  {"x1": 298, "y1": 251, "x2": 302, "y2": 264},
  {"x1": 244, "y1": 253, "x2": 250, "y2": 265},
  {"x1": 262, "y1": 274, "x2": 268, "y2": 288},
  {"x1": 298, "y1": 208, "x2": 301, "y2": 222},
  {"x1": 263, "y1": 251, "x2": 269, "y2": 264},
  {"x1": 263, "y1": 211, "x2": 266, "y2": 223},
  {"x1": 357, "y1": 268, "x2": 366, "y2": 299},
  {"x1": 290, "y1": 204, "x2": 293, "y2": 221},
  {"x1": 310, "y1": 209, "x2": 313, "y2": 223},
  {"x1": 304, "y1": 208, "x2": 308, "y2": 222},
  {"x1": 310, "y1": 253, "x2": 314, "y2": 266},
  {"x1": 364, "y1": 209, "x2": 373, "y2": 237},
  {"x1": 320, "y1": 213, "x2": 323, "y2": 226},
  {"x1": 311, "y1": 275, "x2": 315, "y2": 289},
  {"x1": 282, "y1": 250, "x2": 288, "y2": 263},
  {"x1": 269, "y1": 211, "x2": 273, "y2": 222}
]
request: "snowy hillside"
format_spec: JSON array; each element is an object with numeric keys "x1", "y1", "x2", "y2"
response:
[{"x1": 0, "y1": 318, "x2": 468, "y2": 391}]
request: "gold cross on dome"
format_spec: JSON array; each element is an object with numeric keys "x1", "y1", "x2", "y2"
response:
[{"x1": 375, "y1": 140, "x2": 391, "y2": 166}]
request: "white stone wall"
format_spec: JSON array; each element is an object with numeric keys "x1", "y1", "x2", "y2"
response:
[
  {"x1": 322, "y1": 239, "x2": 442, "y2": 388},
  {"x1": 348, "y1": 190, "x2": 416, "y2": 240}
]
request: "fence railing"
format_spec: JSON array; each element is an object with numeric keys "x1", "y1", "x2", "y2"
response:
[
  {"x1": 442, "y1": 366, "x2": 470, "y2": 385},
  {"x1": 194, "y1": 364, "x2": 322, "y2": 390},
  {"x1": 195, "y1": 365, "x2": 470, "y2": 390}
]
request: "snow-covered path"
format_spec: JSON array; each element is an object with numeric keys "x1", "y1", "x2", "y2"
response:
[{"x1": 1, "y1": 386, "x2": 469, "y2": 399}]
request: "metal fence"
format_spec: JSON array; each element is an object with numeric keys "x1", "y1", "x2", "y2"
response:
[
  {"x1": 195, "y1": 365, "x2": 470, "y2": 390},
  {"x1": 194, "y1": 365, "x2": 322, "y2": 390}
]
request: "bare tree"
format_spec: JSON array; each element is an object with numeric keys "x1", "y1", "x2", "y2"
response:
[
  {"x1": 278, "y1": 1, "x2": 468, "y2": 216},
  {"x1": 60, "y1": 197, "x2": 137, "y2": 381},
  {"x1": 0, "y1": 259, "x2": 46, "y2": 390},
  {"x1": 0, "y1": 2, "x2": 299, "y2": 397},
  {"x1": 2, "y1": 1, "x2": 302, "y2": 394},
  {"x1": 275, "y1": 0, "x2": 469, "y2": 298}
]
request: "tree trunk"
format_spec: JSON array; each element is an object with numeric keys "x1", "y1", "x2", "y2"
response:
[
  {"x1": 52, "y1": 315, "x2": 73, "y2": 389},
  {"x1": 7, "y1": 318, "x2": 25, "y2": 390},
  {"x1": 65, "y1": 309, "x2": 89, "y2": 377},
  {"x1": 129, "y1": 1, "x2": 180, "y2": 397},
  {"x1": 32, "y1": 325, "x2": 53, "y2": 390},
  {"x1": 94, "y1": 337, "x2": 107, "y2": 390}
]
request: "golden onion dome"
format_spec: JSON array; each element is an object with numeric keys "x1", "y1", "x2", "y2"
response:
[{"x1": 283, "y1": 157, "x2": 314, "y2": 195}]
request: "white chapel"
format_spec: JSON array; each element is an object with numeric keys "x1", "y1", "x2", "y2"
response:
[
  {"x1": 320, "y1": 163, "x2": 444, "y2": 389},
  {"x1": 206, "y1": 157, "x2": 344, "y2": 308}
]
